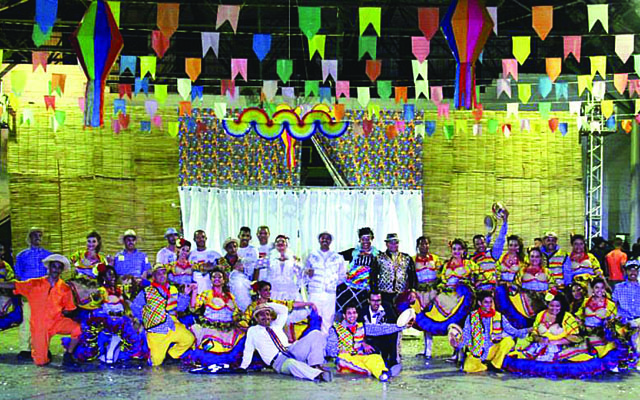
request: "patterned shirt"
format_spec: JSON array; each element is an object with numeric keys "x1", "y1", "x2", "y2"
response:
[
  {"x1": 14, "y1": 247, "x2": 52, "y2": 281},
  {"x1": 305, "y1": 249, "x2": 346, "y2": 294},
  {"x1": 130, "y1": 283, "x2": 189, "y2": 334},
  {"x1": 113, "y1": 249, "x2": 151, "y2": 277},
  {"x1": 461, "y1": 311, "x2": 528, "y2": 360},
  {"x1": 326, "y1": 319, "x2": 404, "y2": 357},
  {"x1": 612, "y1": 280, "x2": 640, "y2": 323}
]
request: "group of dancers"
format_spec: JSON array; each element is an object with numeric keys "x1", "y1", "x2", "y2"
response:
[{"x1": 1, "y1": 214, "x2": 639, "y2": 381}]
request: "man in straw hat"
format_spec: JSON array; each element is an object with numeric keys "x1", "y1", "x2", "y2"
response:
[
  {"x1": 156, "y1": 227, "x2": 179, "y2": 266},
  {"x1": 239, "y1": 302, "x2": 331, "y2": 382},
  {"x1": 130, "y1": 263, "x2": 196, "y2": 366},
  {"x1": 114, "y1": 229, "x2": 151, "y2": 279},
  {"x1": 540, "y1": 231, "x2": 571, "y2": 290},
  {"x1": 0, "y1": 254, "x2": 81, "y2": 366},
  {"x1": 613, "y1": 259, "x2": 640, "y2": 369},
  {"x1": 13, "y1": 227, "x2": 52, "y2": 360}
]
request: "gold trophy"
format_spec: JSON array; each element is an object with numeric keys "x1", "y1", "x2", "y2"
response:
[{"x1": 484, "y1": 202, "x2": 508, "y2": 235}]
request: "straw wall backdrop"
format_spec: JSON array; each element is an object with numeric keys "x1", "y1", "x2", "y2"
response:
[
  {"x1": 4, "y1": 65, "x2": 180, "y2": 257},
  {"x1": 422, "y1": 110, "x2": 584, "y2": 256}
]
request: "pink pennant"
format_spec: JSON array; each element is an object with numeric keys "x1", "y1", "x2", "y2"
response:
[
  {"x1": 630, "y1": 80, "x2": 640, "y2": 97},
  {"x1": 502, "y1": 59, "x2": 518, "y2": 81},
  {"x1": 614, "y1": 73, "x2": 628, "y2": 95},
  {"x1": 395, "y1": 120, "x2": 406, "y2": 133},
  {"x1": 437, "y1": 103, "x2": 450, "y2": 119},
  {"x1": 44, "y1": 95, "x2": 55, "y2": 110},
  {"x1": 362, "y1": 119, "x2": 374, "y2": 136},
  {"x1": 563, "y1": 36, "x2": 581, "y2": 62},
  {"x1": 336, "y1": 81, "x2": 350, "y2": 99},
  {"x1": 152, "y1": 30, "x2": 171, "y2": 59},
  {"x1": 32, "y1": 51, "x2": 48, "y2": 72},
  {"x1": 636, "y1": 114, "x2": 640, "y2": 125},
  {"x1": 411, "y1": 37, "x2": 430, "y2": 62},
  {"x1": 112, "y1": 119, "x2": 121, "y2": 134},
  {"x1": 430, "y1": 86, "x2": 443, "y2": 104},
  {"x1": 152, "y1": 115, "x2": 162, "y2": 127},
  {"x1": 216, "y1": 5, "x2": 240, "y2": 33},
  {"x1": 78, "y1": 97, "x2": 85, "y2": 112},
  {"x1": 231, "y1": 58, "x2": 247, "y2": 81}
]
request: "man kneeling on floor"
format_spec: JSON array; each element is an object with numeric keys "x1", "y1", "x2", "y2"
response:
[
  {"x1": 130, "y1": 264, "x2": 195, "y2": 366},
  {"x1": 457, "y1": 291, "x2": 530, "y2": 373},
  {"x1": 326, "y1": 303, "x2": 406, "y2": 381},
  {"x1": 238, "y1": 302, "x2": 331, "y2": 382}
]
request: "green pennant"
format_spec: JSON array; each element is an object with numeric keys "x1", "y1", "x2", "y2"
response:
[
  {"x1": 305, "y1": 81, "x2": 319, "y2": 97},
  {"x1": 155, "y1": 84, "x2": 168, "y2": 104},
  {"x1": 377, "y1": 80, "x2": 392, "y2": 99},
  {"x1": 277, "y1": 59, "x2": 293, "y2": 84},
  {"x1": 538, "y1": 102, "x2": 551, "y2": 120},
  {"x1": 32, "y1": 24, "x2": 52, "y2": 48},
  {"x1": 54, "y1": 110, "x2": 66, "y2": 125},
  {"x1": 488, "y1": 119, "x2": 499, "y2": 133},
  {"x1": 299, "y1": 7, "x2": 321, "y2": 40},
  {"x1": 359, "y1": 7, "x2": 381, "y2": 36},
  {"x1": 168, "y1": 122, "x2": 179, "y2": 137},
  {"x1": 443, "y1": 124, "x2": 454, "y2": 140},
  {"x1": 359, "y1": 36, "x2": 377, "y2": 60},
  {"x1": 476, "y1": 86, "x2": 481, "y2": 104}
]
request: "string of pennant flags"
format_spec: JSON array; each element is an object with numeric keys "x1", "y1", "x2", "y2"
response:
[{"x1": 6, "y1": 1, "x2": 640, "y2": 137}]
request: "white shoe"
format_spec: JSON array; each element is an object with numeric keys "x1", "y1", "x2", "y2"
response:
[
  {"x1": 610, "y1": 366, "x2": 620, "y2": 373},
  {"x1": 389, "y1": 364, "x2": 402, "y2": 377}
]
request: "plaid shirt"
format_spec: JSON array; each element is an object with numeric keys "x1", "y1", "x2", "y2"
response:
[
  {"x1": 14, "y1": 247, "x2": 52, "y2": 280},
  {"x1": 612, "y1": 280, "x2": 640, "y2": 323},
  {"x1": 113, "y1": 249, "x2": 151, "y2": 277}
]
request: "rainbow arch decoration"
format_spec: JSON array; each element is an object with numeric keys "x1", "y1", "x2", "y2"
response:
[{"x1": 221, "y1": 107, "x2": 350, "y2": 140}]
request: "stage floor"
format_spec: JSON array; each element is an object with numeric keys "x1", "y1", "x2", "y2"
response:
[{"x1": 0, "y1": 328, "x2": 638, "y2": 400}]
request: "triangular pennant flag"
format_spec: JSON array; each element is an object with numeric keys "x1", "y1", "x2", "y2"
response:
[
  {"x1": 577, "y1": 75, "x2": 593, "y2": 96},
  {"x1": 154, "y1": 84, "x2": 167, "y2": 104},
  {"x1": 305, "y1": 81, "x2": 319, "y2": 97},
  {"x1": 430, "y1": 86, "x2": 443, "y2": 104},
  {"x1": 32, "y1": 24, "x2": 52, "y2": 48},
  {"x1": 415, "y1": 124, "x2": 426, "y2": 138},
  {"x1": 590, "y1": 56, "x2": 606, "y2": 79},
  {"x1": 563, "y1": 36, "x2": 581, "y2": 62},
  {"x1": 425, "y1": 121, "x2": 436, "y2": 137},
  {"x1": 134, "y1": 77, "x2": 149, "y2": 96},
  {"x1": 615, "y1": 35, "x2": 634, "y2": 64},
  {"x1": 359, "y1": 7, "x2": 381, "y2": 36},
  {"x1": 140, "y1": 120, "x2": 151, "y2": 132},
  {"x1": 177, "y1": 78, "x2": 191, "y2": 100},
  {"x1": 231, "y1": 59, "x2": 248, "y2": 81},
  {"x1": 487, "y1": 119, "x2": 499, "y2": 134},
  {"x1": 140, "y1": 56, "x2": 157, "y2": 79},
  {"x1": 178, "y1": 101, "x2": 192, "y2": 117},
  {"x1": 588, "y1": 4, "x2": 608, "y2": 33},
  {"x1": 145, "y1": 99, "x2": 158, "y2": 118},
  {"x1": 520, "y1": 118, "x2": 531, "y2": 132},
  {"x1": 298, "y1": 7, "x2": 321, "y2": 40},
  {"x1": 51, "y1": 73, "x2": 66, "y2": 96},
  {"x1": 517, "y1": 83, "x2": 531, "y2": 104},
  {"x1": 322, "y1": 60, "x2": 338, "y2": 82},
  {"x1": 253, "y1": 34, "x2": 271, "y2": 62},
  {"x1": 118, "y1": 113, "x2": 130, "y2": 130},
  {"x1": 621, "y1": 119, "x2": 633, "y2": 134},
  {"x1": 201, "y1": 32, "x2": 220, "y2": 58},
  {"x1": 592, "y1": 81, "x2": 606, "y2": 101},
  {"x1": 546, "y1": 58, "x2": 561, "y2": 82},
  {"x1": 35, "y1": 0, "x2": 57, "y2": 36},
  {"x1": 113, "y1": 99, "x2": 126, "y2": 115},
  {"x1": 502, "y1": 59, "x2": 518, "y2": 81},
  {"x1": 512, "y1": 37, "x2": 530, "y2": 65},
  {"x1": 362, "y1": 120, "x2": 373, "y2": 136},
  {"x1": 502, "y1": 124, "x2": 512, "y2": 138},
  {"x1": 549, "y1": 118, "x2": 559, "y2": 133},
  {"x1": 336, "y1": 81, "x2": 350, "y2": 99},
  {"x1": 532, "y1": 6, "x2": 553, "y2": 41},
  {"x1": 538, "y1": 102, "x2": 551, "y2": 120},
  {"x1": 507, "y1": 103, "x2": 519, "y2": 118},
  {"x1": 168, "y1": 122, "x2": 179, "y2": 137},
  {"x1": 394, "y1": 86, "x2": 408, "y2": 104},
  {"x1": 377, "y1": 81, "x2": 392, "y2": 99},
  {"x1": 221, "y1": 79, "x2": 236, "y2": 97},
  {"x1": 53, "y1": 110, "x2": 66, "y2": 132},
  {"x1": 359, "y1": 37, "x2": 377, "y2": 60},
  {"x1": 118, "y1": 84, "x2": 131, "y2": 99},
  {"x1": 632, "y1": 80, "x2": 640, "y2": 97},
  {"x1": 308, "y1": 35, "x2": 326, "y2": 60},
  {"x1": 606, "y1": 116, "x2": 616, "y2": 131},
  {"x1": 262, "y1": 80, "x2": 278, "y2": 102},
  {"x1": 152, "y1": 30, "x2": 171, "y2": 59},
  {"x1": 601, "y1": 100, "x2": 614, "y2": 119},
  {"x1": 455, "y1": 119, "x2": 466, "y2": 135},
  {"x1": 443, "y1": 124, "x2": 454, "y2": 140},
  {"x1": 497, "y1": 79, "x2": 512, "y2": 98},
  {"x1": 614, "y1": 74, "x2": 629, "y2": 95},
  {"x1": 44, "y1": 95, "x2": 55, "y2": 110},
  {"x1": 32, "y1": 51, "x2": 48, "y2": 72},
  {"x1": 214, "y1": 102, "x2": 227, "y2": 118},
  {"x1": 21, "y1": 109, "x2": 34, "y2": 126},
  {"x1": 473, "y1": 123, "x2": 482, "y2": 136},
  {"x1": 412, "y1": 60, "x2": 428, "y2": 82},
  {"x1": 487, "y1": 7, "x2": 498, "y2": 35},
  {"x1": 415, "y1": 80, "x2": 429, "y2": 100},
  {"x1": 559, "y1": 122, "x2": 569, "y2": 136},
  {"x1": 319, "y1": 87, "x2": 332, "y2": 104},
  {"x1": 569, "y1": 101, "x2": 582, "y2": 115},
  {"x1": 417, "y1": 8, "x2": 439, "y2": 40},
  {"x1": 216, "y1": 5, "x2": 240, "y2": 33},
  {"x1": 437, "y1": 103, "x2": 450, "y2": 119},
  {"x1": 539, "y1": 76, "x2": 552, "y2": 98},
  {"x1": 152, "y1": 115, "x2": 162, "y2": 128},
  {"x1": 185, "y1": 58, "x2": 201, "y2": 81},
  {"x1": 472, "y1": 104, "x2": 483, "y2": 121},
  {"x1": 120, "y1": 55, "x2": 136, "y2": 75},
  {"x1": 277, "y1": 60, "x2": 293, "y2": 83},
  {"x1": 357, "y1": 87, "x2": 370, "y2": 108},
  {"x1": 412, "y1": 37, "x2": 430, "y2": 62},
  {"x1": 366, "y1": 60, "x2": 382, "y2": 82},
  {"x1": 333, "y1": 104, "x2": 346, "y2": 121},
  {"x1": 157, "y1": 3, "x2": 179, "y2": 39},
  {"x1": 404, "y1": 104, "x2": 415, "y2": 121},
  {"x1": 555, "y1": 82, "x2": 568, "y2": 101}
]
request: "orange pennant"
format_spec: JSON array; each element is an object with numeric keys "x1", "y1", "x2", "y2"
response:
[
  {"x1": 621, "y1": 119, "x2": 633, "y2": 133},
  {"x1": 385, "y1": 124, "x2": 398, "y2": 139},
  {"x1": 532, "y1": 6, "x2": 553, "y2": 41},
  {"x1": 157, "y1": 3, "x2": 179, "y2": 40},
  {"x1": 179, "y1": 101, "x2": 192, "y2": 116},
  {"x1": 546, "y1": 58, "x2": 561, "y2": 82},
  {"x1": 185, "y1": 58, "x2": 201, "y2": 82},
  {"x1": 548, "y1": 118, "x2": 559, "y2": 132},
  {"x1": 614, "y1": 73, "x2": 628, "y2": 95},
  {"x1": 365, "y1": 60, "x2": 382, "y2": 82},
  {"x1": 333, "y1": 104, "x2": 345, "y2": 121},
  {"x1": 394, "y1": 86, "x2": 407, "y2": 103},
  {"x1": 51, "y1": 73, "x2": 66, "y2": 95}
]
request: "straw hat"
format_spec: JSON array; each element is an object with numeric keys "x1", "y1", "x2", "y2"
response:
[
  {"x1": 252, "y1": 303, "x2": 277, "y2": 320},
  {"x1": 25, "y1": 226, "x2": 44, "y2": 245},
  {"x1": 43, "y1": 254, "x2": 70, "y2": 270},
  {"x1": 223, "y1": 237, "x2": 239, "y2": 250}
]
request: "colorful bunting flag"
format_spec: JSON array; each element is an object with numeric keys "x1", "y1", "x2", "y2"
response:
[
  {"x1": 231, "y1": 58, "x2": 247, "y2": 81},
  {"x1": 32, "y1": 51, "x2": 48, "y2": 72},
  {"x1": 359, "y1": 7, "x2": 381, "y2": 36},
  {"x1": 590, "y1": 56, "x2": 606, "y2": 79},
  {"x1": 262, "y1": 80, "x2": 278, "y2": 102},
  {"x1": 145, "y1": 99, "x2": 158, "y2": 117},
  {"x1": 185, "y1": 58, "x2": 201, "y2": 81},
  {"x1": 120, "y1": 55, "x2": 136, "y2": 75},
  {"x1": 539, "y1": 76, "x2": 552, "y2": 98},
  {"x1": 532, "y1": 6, "x2": 553, "y2": 41},
  {"x1": 113, "y1": 98, "x2": 126, "y2": 115},
  {"x1": 359, "y1": 37, "x2": 377, "y2": 60},
  {"x1": 577, "y1": 75, "x2": 593, "y2": 96},
  {"x1": 140, "y1": 56, "x2": 156, "y2": 79},
  {"x1": 357, "y1": 87, "x2": 370, "y2": 108},
  {"x1": 253, "y1": 34, "x2": 271, "y2": 62},
  {"x1": 512, "y1": 37, "x2": 530, "y2": 65},
  {"x1": 377, "y1": 81, "x2": 392, "y2": 99},
  {"x1": 152, "y1": 30, "x2": 171, "y2": 59},
  {"x1": 395, "y1": 86, "x2": 407, "y2": 104},
  {"x1": 366, "y1": 60, "x2": 382, "y2": 82},
  {"x1": 308, "y1": 35, "x2": 326, "y2": 60},
  {"x1": 502, "y1": 59, "x2": 518, "y2": 81},
  {"x1": 177, "y1": 78, "x2": 191, "y2": 100},
  {"x1": 587, "y1": 4, "x2": 608, "y2": 33},
  {"x1": 44, "y1": 95, "x2": 55, "y2": 110},
  {"x1": 216, "y1": 5, "x2": 240, "y2": 33},
  {"x1": 430, "y1": 86, "x2": 443, "y2": 104},
  {"x1": 615, "y1": 35, "x2": 634, "y2": 64},
  {"x1": 336, "y1": 81, "x2": 350, "y2": 98},
  {"x1": 298, "y1": 7, "x2": 321, "y2": 40},
  {"x1": 157, "y1": 3, "x2": 179, "y2": 40},
  {"x1": 592, "y1": 81, "x2": 606, "y2": 101},
  {"x1": 319, "y1": 87, "x2": 332, "y2": 103},
  {"x1": 277, "y1": 59, "x2": 293, "y2": 83},
  {"x1": 118, "y1": 83, "x2": 131, "y2": 99},
  {"x1": 437, "y1": 103, "x2": 450, "y2": 119},
  {"x1": 614, "y1": 73, "x2": 628, "y2": 95},
  {"x1": 322, "y1": 60, "x2": 338, "y2": 82},
  {"x1": 563, "y1": 36, "x2": 581, "y2": 62},
  {"x1": 412, "y1": 37, "x2": 430, "y2": 62},
  {"x1": 155, "y1": 84, "x2": 167, "y2": 104},
  {"x1": 546, "y1": 58, "x2": 561, "y2": 82},
  {"x1": 517, "y1": 83, "x2": 531, "y2": 104},
  {"x1": 601, "y1": 100, "x2": 614, "y2": 119},
  {"x1": 51, "y1": 73, "x2": 66, "y2": 95},
  {"x1": 134, "y1": 77, "x2": 149, "y2": 95},
  {"x1": 555, "y1": 82, "x2": 568, "y2": 101},
  {"x1": 305, "y1": 81, "x2": 319, "y2": 97},
  {"x1": 506, "y1": 103, "x2": 518, "y2": 118},
  {"x1": 538, "y1": 102, "x2": 551, "y2": 120},
  {"x1": 202, "y1": 32, "x2": 219, "y2": 58},
  {"x1": 415, "y1": 81, "x2": 428, "y2": 100},
  {"x1": 35, "y1": 0, "x2": 58, "y2": 38},
  {"x1": 417, "y1": 8, "x2": 439, "y2": 40},
  {"x1": 497, "y1": 79, "x2": 511, "y2": 98},
  {"x1": 487, "y1": 7, "x2": 498, "y2": 35},
  {"x1": 412, "y1": 60, "x2": 428, "y2": 82}
]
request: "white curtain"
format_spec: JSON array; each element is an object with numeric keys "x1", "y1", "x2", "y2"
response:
[{"x1": 179, "y1": 187, "x2": 423, "y2": 258}]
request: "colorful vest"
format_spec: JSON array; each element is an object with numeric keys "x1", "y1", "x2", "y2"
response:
[
  {"x1": 569, "y1": 253, "x2": 600, "y2": 283},
  {"x1": 414, "y1": 254, "x2": 441, "y2": 288},
  {"x1": 442, "y1": 259, "x2": 473, "y2": 288},
  {"x1": 545, "y1": 249, "x2": 568, "y2": 288},
  {"x1": 469, "y1": 310, "x2": 504, "y2": 357},
  {"x1": 346, "y1": 247, "x2": 379, "y2": 290},
  {"x1": 377, "y1": 252, "x2": 412, "y2": 293},
  {"x1": 498, "y1": 254, "x2": 522, "y2": 284},
  {"x1": 334, "y1": 322, "x2": 365, "y2": 354},
  {"x1": 471, "y1": 251, "x2": 498, "y2": 289},
  {"x1": 141, "y1": 284, "x2": 176, "y2": 330}
]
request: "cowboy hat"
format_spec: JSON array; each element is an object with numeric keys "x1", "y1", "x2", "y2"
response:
[{"x1": 43, "y1": 254, "x2": 70, "y2": 270}]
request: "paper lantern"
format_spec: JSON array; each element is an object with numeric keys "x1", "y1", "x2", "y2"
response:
[
  {"x1": 441, "y1": 0, "x2": 494, "y2": 109},
  {"x1": 69, "y1": 1, "x2": 124, "y2": 127}
]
